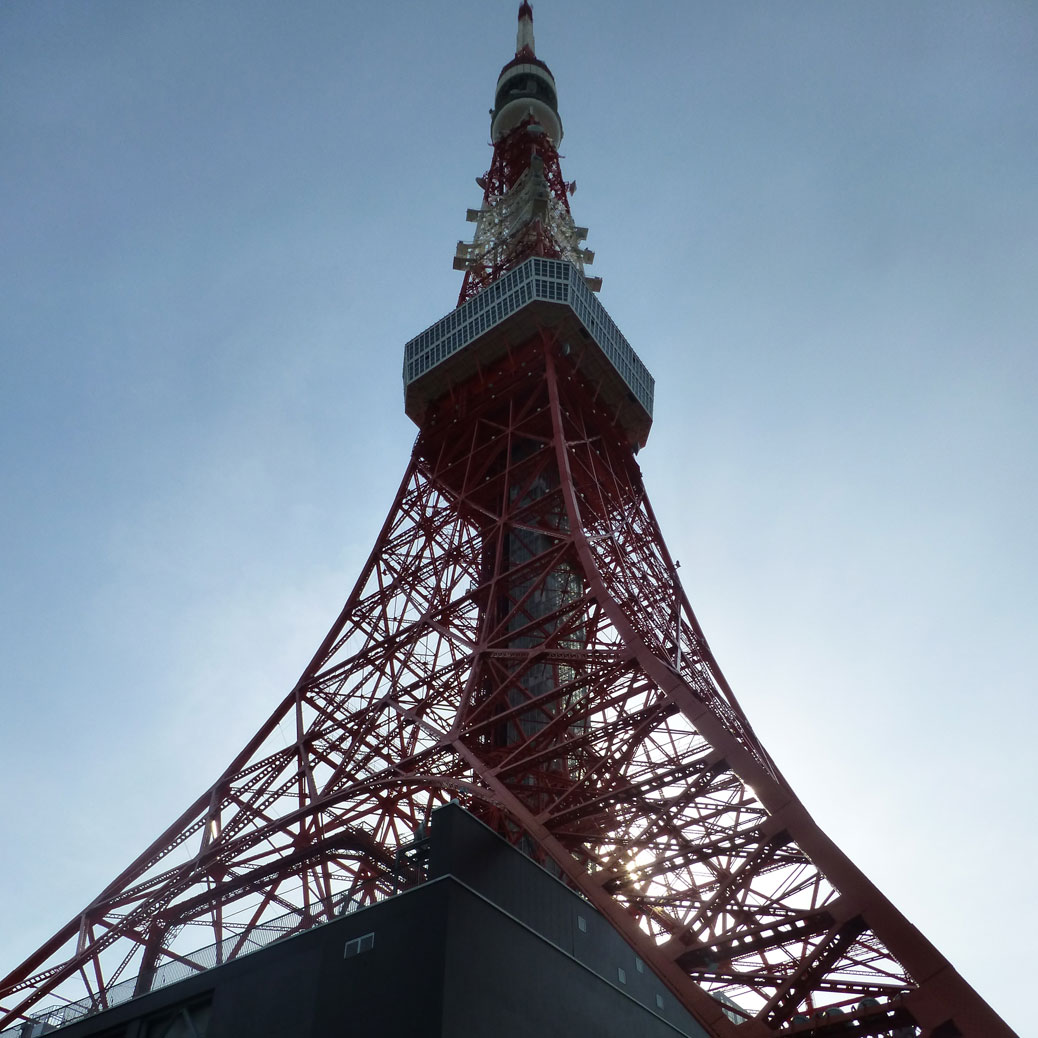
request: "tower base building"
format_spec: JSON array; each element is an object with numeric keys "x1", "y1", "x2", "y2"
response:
[{"x1": 11, "y1": 808, "x2": 709, "y2": 1038}]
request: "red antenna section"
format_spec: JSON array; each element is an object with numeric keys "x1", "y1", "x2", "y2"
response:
[{"x1": 455, "y1": 3, "x2": 597, "y2": 305}]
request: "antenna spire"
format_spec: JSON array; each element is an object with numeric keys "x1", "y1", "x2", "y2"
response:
[{"x1": 516, "y1": 1, "x2": 535, "y2": 56}]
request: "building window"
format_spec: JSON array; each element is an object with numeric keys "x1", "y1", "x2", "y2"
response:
[
  {"x1": 344, "y1": 932, "x2": 375, "y2": 958},
  {"x1": 635, "y1": 957, "x2": 644, "y2": 973},
  {"x1": 656, "y1": 993, "x2": 665, "y2": 1010},
  {"x1": 576, "y1": 915, "x2": 587, "y2": 933},
  {"x1": 617, "y1": 967, "x2": 627, "y2": 985},
  {"x1": 143, "y1": 999, "x2": 211, "y2": 1038}
]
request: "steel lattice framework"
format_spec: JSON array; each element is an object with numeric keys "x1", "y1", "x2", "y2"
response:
[
  {"x1": 0, "y1": 336, "x2": 1014, "y2": 1036},
  {"x1": 0, "y1": 5, "x2": 1016, "y2": 1037},
  {"x1": 455, "y1": 117, "x2": 589, "y2": 305}
]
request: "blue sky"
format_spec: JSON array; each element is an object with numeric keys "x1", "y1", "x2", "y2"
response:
[{"x1": 1, "y1": 2, "x2": 1035, "y2": 1032}]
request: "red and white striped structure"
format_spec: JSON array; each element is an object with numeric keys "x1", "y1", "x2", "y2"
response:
[
  {"x1": 0, "y1": 6, "x2": 1016, "y2": 1037},
  {"x1": 454, "y1": 2, "x2": 597, "y2": 303}
]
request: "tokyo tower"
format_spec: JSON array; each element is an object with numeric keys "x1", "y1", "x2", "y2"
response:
[{"x1": 0, "y1": 5, "x2": 1017, "y2": 1037}]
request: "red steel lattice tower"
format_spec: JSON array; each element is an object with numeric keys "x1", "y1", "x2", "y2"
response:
[{"x1": 0, "y1": 7, "x2": 1017, "y2": 1037}]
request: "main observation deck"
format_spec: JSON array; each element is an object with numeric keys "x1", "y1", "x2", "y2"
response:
[{"x1": 403, "y1": 258, "x2": 655, "y2": 448}]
